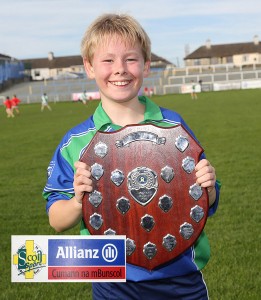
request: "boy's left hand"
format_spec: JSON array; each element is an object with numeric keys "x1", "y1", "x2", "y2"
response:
[{"x1": 195, "y1": 159, "x2": 216, "y2": 193}]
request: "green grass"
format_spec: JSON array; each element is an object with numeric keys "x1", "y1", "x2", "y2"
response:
[{"x1": 1, "y1": 89, "x2": 260, "y2": 299}]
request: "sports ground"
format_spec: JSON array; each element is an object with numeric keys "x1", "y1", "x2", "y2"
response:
[{"x1": 1, "y1": 89, "x2": 260, "y2": 299}]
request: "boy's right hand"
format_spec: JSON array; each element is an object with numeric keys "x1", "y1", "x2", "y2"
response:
[{"x1": 73, "y1": 161, "x2": 93, "y2": 204}]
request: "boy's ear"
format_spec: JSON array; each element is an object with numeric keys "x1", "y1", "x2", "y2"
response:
[
  {"x1": 83, "y1": 58, "x2": 95, "y2": 79},
  {"x1": 143, "y1": 61, "x2": 151, "y2": 78}
]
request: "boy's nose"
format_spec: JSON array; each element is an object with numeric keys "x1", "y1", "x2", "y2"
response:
[{"x1": 114, "y1": 60, "x2": 127, "y2": 75}]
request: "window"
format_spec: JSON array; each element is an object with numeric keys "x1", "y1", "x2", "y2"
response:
[
  {"x1": 194, "y1": 59, "x2": 201, "y2": 66},
  {"x1": 242, "y1": 55, "x2": 249, "y2": 62},
  {"x1": 211, "y1": 57, "x2": 218, "y2": 65},
  {"x1": 227, "y1": 56, "x2": 233, "y2": 63}
]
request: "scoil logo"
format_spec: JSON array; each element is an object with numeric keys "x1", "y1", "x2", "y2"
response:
[{"x1": 13, "y1": 240, "x2": 47, "y2": 279}]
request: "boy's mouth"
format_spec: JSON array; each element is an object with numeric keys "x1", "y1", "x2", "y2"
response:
[{"x1": 110, "y1": 81, "x2": 131, "y2": 86}]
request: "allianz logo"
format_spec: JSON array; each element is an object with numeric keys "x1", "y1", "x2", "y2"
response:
[{"x1": 56, "y1": 243, "x2": 118, "y2": 262}]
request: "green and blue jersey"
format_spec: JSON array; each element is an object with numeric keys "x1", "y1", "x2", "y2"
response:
[{"x1": 43, "y1": 96, "x2": 220, "y2": 281}]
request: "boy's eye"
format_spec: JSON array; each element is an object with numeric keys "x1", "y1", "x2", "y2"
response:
[
  {"x1": 126, "y1": 58, "x2": 136, "y2": 62},
  {"x1": 103, "y1": 59, "x2": 113, "y2": 63}
]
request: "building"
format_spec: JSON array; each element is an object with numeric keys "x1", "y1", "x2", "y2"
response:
[
  {"x1": 22, "y1": 52, "x2": 84, "y2": 81},
  {"x1": 0, "y1": 54, "x2": 25, "y2": 90},
  {"x1": 184, "y1": 35, "x2": 261, "y2": 67},
  {"x1": 22, "y1": 52, "x2": 173, "y2": 81}
]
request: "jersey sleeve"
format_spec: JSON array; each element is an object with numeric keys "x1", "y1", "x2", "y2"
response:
[
  {"x1": 208, "y1": 179, "x2": 221, "y2": 216},
  {"x1": 42, "y1": 142, "x2": 75, "y2": 214}
]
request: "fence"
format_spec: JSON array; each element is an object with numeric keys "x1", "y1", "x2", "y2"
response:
[{"x1": 1, "y1": 63, "x2": 261, "y2": 104}]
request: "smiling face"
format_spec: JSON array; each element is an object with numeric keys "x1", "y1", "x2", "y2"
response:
[{"x1": 84, "y1": 35, "x2": 150, "y2": 105}]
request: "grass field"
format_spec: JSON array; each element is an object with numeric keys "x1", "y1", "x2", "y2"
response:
[{"x1": 1, "y1": 89, "x2": 260, "y2": 299}]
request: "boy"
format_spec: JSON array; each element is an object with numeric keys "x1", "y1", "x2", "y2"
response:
[
  {"x1": 11, "y1": 94, "x2": 21, "y2": 115},
  {"x1": 79, "y1": 90, "x2": 88, "y2": 105},
  {"x1": 41, "y1": 93, "x2": 52, "y2": 111},
  {"x1": 3, "y1": 96, "x2": 14, "y2": 118},
  {"x1": 43, "y1": 14, "x2": 220, "y2": 299},
  {"x1": 191, "y1": 80, "x2": 198, "y2": 100}
]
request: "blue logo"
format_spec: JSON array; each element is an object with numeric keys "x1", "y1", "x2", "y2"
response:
[
  {"x1": 48, "y1": 238, "x2": 125, "y2": 266},
  {"x1": 102, "y1": 244, "x2": 118, "y2": 262}
]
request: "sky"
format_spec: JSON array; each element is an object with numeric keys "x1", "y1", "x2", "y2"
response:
[{"x1": 1, "y1": 0, "x2": 261, "y2": 67}]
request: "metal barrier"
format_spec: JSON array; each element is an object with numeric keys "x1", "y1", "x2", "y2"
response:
[{"x1": 1, "y1": 63, "x2": 261, "y2": 103}]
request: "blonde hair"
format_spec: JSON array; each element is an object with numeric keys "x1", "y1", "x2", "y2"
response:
[{"x1": 81, "y1": 13, "x2": 151, "y2": 63}]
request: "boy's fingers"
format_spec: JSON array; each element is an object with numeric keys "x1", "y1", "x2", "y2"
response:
[
  {"x1": 195, "y1": 165, "x2": 215, "y2": 178},
  {"x1": 195, "y1": 159, "x2": 209, "y2": 171},
  {"x1": 74, "y1": 160, "x2": 91, "y2": 171}
]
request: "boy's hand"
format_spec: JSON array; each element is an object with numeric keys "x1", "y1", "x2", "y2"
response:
[
  {"x1": 195, "y1": 159, "x2": 216, "y2": 193},
  {"x1": 74, "y1": 161, "x2": 93, "y2": 204}
]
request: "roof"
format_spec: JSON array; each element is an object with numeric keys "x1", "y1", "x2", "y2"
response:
[
  {"x1": 21, "y1": 52, "x2": 172, "y2": 69},
  {"x1": 151, "y1": 53, "x2": 172, "y2": 65},
  {"x1": 0, "y1": 53, "x2": 11, "y2": 59},
  {"x1": 0, "y1": 53, "x2": 20, "y2": 62},
  {"x1": 22, "y1": 55, "x2": 83, "y2": 69},
  {"x1": 185, "y1": 41, "x2": 261, "y2": 60}
]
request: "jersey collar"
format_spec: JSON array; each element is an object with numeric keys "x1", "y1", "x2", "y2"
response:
[{"x1": 93, "y1": 96, "x2": 163, "y2": 131}]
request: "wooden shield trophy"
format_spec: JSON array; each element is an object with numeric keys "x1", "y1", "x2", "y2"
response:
[{"x1": 80, "y1": 124, "x2": 209, "y2": 270}]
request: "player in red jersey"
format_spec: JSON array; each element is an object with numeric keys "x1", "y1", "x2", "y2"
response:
[
  {"x1": 3, "y1": 96, "x2": 15, "y2": 118},
  {"x1": 11, "y1": 94, "x2": 21, "y2": 115}
]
